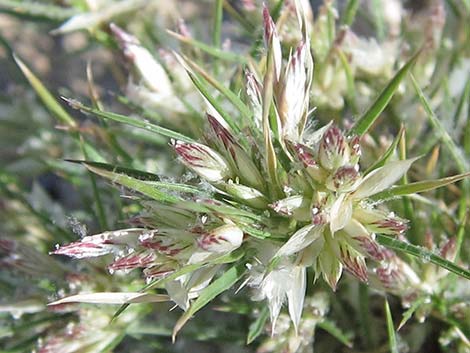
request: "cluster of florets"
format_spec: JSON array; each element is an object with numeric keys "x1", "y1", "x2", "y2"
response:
[
  {"x1": 53, "y1": 1, "x2": 419, "y2": 332},
  {"x1": 54, "y1": 110, "x2": 416, "y2": 329}
]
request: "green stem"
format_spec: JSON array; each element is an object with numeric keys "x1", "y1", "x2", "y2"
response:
[
  {"x1": 359, "y1": 283, "x2": 376, "y2": 348},
  {"x1": 213, "y1": 0, "x2": 223, "y2": 48},
  {"x1": 78, "y1": 134, "x2": 108, "y2": 230}
]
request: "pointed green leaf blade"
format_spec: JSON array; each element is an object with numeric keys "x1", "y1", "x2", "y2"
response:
[
  {"x1": 182, "y1": 55, "x2": 252, "y2": 122},
  {"x1": 337, "y1": 48, "x2": 357, "y2": 113},
  {"x1": 376, "y1": 234, "x2": 470, "y2": 280},
  {"x1": 318, "y1": 319, "x2": 354, "y2": 348},
  {"x1": 167, "y1": 30, "x2": 247, "y2": 63},
  {"x1": 247, "y1": 306, "x2": 269, "y2": 344},
  {"x1": 111, "y1": 249, "x2": 246, "y2": 321},
  {"x1": 372, "y1": 172, "x2": 470, "y2": 200},
  {"x1": 410, "y1": 74, "x2": 469, "y2": 172},
  {"x1": 350, "y1": 51, "x2": 420, "y2": 136},
  {"x1": 144, "y1": 249, "x2": 245, "y2": 293},
  {"x1": 0, "y1": 0, "x2": 77, "y2": 21},
  {"x1": 62, "y1": 98, "x2": 195, "y2": 143},
  {"x1": 14, "y1": 54, "x2": 76, "y2": 127},
  {"x1": 84, "y1": 165, "x2": 178, "y2": 202},
  {"x1": 181, "y1": 66, "x2": 241, "y2": 133},
  {"x1": 398, "y1": 296, "x2": 427, "y2": 331},
  {"x1": 172, "y1": 263, "x2": 246, "y2": 340},
  {"x1": 342, "y1": 0, "x2": 359, "y2": 26},
  {"x1": 66, "y1": 160, "x2": 160, "y2": 181},
  {"x1": 385, "y1": 298, "x2": 399, "y2": 353},
  {"x1": 212, "y1": 0, "x2": 223, "y2": 48},
  {"x1": 365, "y1": 126, "x2": 405, "y2": 174}
]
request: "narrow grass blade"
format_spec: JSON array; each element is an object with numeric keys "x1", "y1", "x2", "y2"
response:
[
  {"x1": 0, "y1": 172, "x2": 72, "y2": 241},
  {"x1": 318, "y1": 320, "x2": 354, "y2": 348},
  {"x1": 112, "y1": 264, "x2": 202, "y2": 321},
  {"x1": 385, "y1": 298, "x2": 399, "y2": 353},
  {"x1": 262, "y1": 43, "x2": 282, "y2": 198},
  {"x1": 358, "y1": 283, "x2": 376, "y2": 348},
  {"x1": 52, "y1": 0, "x2": 146, "y2": 34},
  {"x1": 326, "y1": 2, "x2": 336, "y2": 46},
  {"x1": 202, "y1": 202, "x2": 263, "y2": 222},
  {"x1": 222, "y1": 1, "x2": 255, "y2": 32},
  {"x1": 187, "y1": 73, "x2": 240, "y2": 133},
  {"x1": 212, "y1": 302, "x2": 251, "y2": 315},
  {"x1": 350, "y1": 51, "x2": 420, "y2": 136},
  {"x1": 66, "y1": 160, "x2": 160, "y2": 181},
  {"x1": 398, "y1": 296, "x2": 427, "y2": 330},
  {"x1": 212, "y1": 0, "x2": 223, "y2": 48},
  {"x1": 342, "y1": 0, "x2": 359, "y2": 26},
  {"x1": 95, "y1": 332, "x2": 127, "y2": 353},
  {"x1": 465, "y1": 109, "x2": 470, "y2": 156},
  {"x1": 0, "y1": 0, "x2": 77, "y2": 20},
  {"x1": 167, "y1": 30, "x2": 247, "y2": 63},
  {"x1": 425, "y1": 145, "x2": 440, "y2": 176},
  {"x1": 371, "y1": 0, "x2": 385, "y2": 40},
  {"x1": 272, "y1": 0, "x2": 286, "y2": 21},
  {"x1": 84, "y1": 165, "x2": 197, "y2": 203},
  {"x1": 337, "y1": 48, "x2": 357, "y2": 113},
  {"x1": 111, "y1": 303, "x2": 131, "y2": 322},
  {"x1": 49, "y1": 292, "x2": 169, "y2": 305},
  {"x1": 173, "y1": 54, "x2": 240, "y2": 133},
  {"x1": 456, "y1": 211, "x2": 468, "y2": 263},
  {"x1": 14, "y1": 55, "x2": 108, "y2": 163},
  {"x1": 86, "y1": 63, "x2": 135, "y2": 165},
  {"x1": 85, "y1": 165, "x2": 177, "y2": 202},
  {"x1": 79, "y1": 141, "x2": 105, "y2": 162},
  {"x1": 111, "y1": 249, "x2": 245, "y2": 321},
  {"x1": 144, "y1": 249, "x2": 245, "y2": 292},
  {"x1": 247, "y1": 306, "x2": 269, "y2": 344},
  {"x1": 120, "y1": 126, "x2": 167, "y2": 146},
  {"x1": 115, "y1": 93, "x2": 162, "y2": 122},
  {"x1": 444, "y1": 0, "x2": 463, "y2": 18},
  {"x1": 86, "y1": 161, "x2": 108, "y2": 230},
  {"x1": 74, "y1": 160, "x2": 205, "y2": 209},
  {"x1": 410, "y1": 74, "x2": 469, "y2": 172},
  {"x1": 462, "y1": 0, "x2": 470, "y2": 12},
  {"x1": 181, "y1": 55, "x2": 252, "y2": 122},
  {"x1": 14, "y1": 55, "x2": 76, "y2": 127},
  {"x1": 452, "y1": 76, "x2": 470, "y2": 125},
  {"x1": 376, "y1": 234, "x2": 470, "y2": 280},
  {"x1": 372, "y1": 172, "x2": 470, "y2": 200},
  {"x1": 365, "y1": 126, "x2": 405, "y2": 174},
  {"x1": 398, "y1": 129, "x2": 415, "y2": 238},
  {"x1": 62, "y1": 97, "x2": 195, "y2": 143},
  {"x1": 241, "y1": 225, "x2": 283, "y2": 240},
  {"x1": 172, "y1": 263, "x2": 246, "y2": 340}
]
